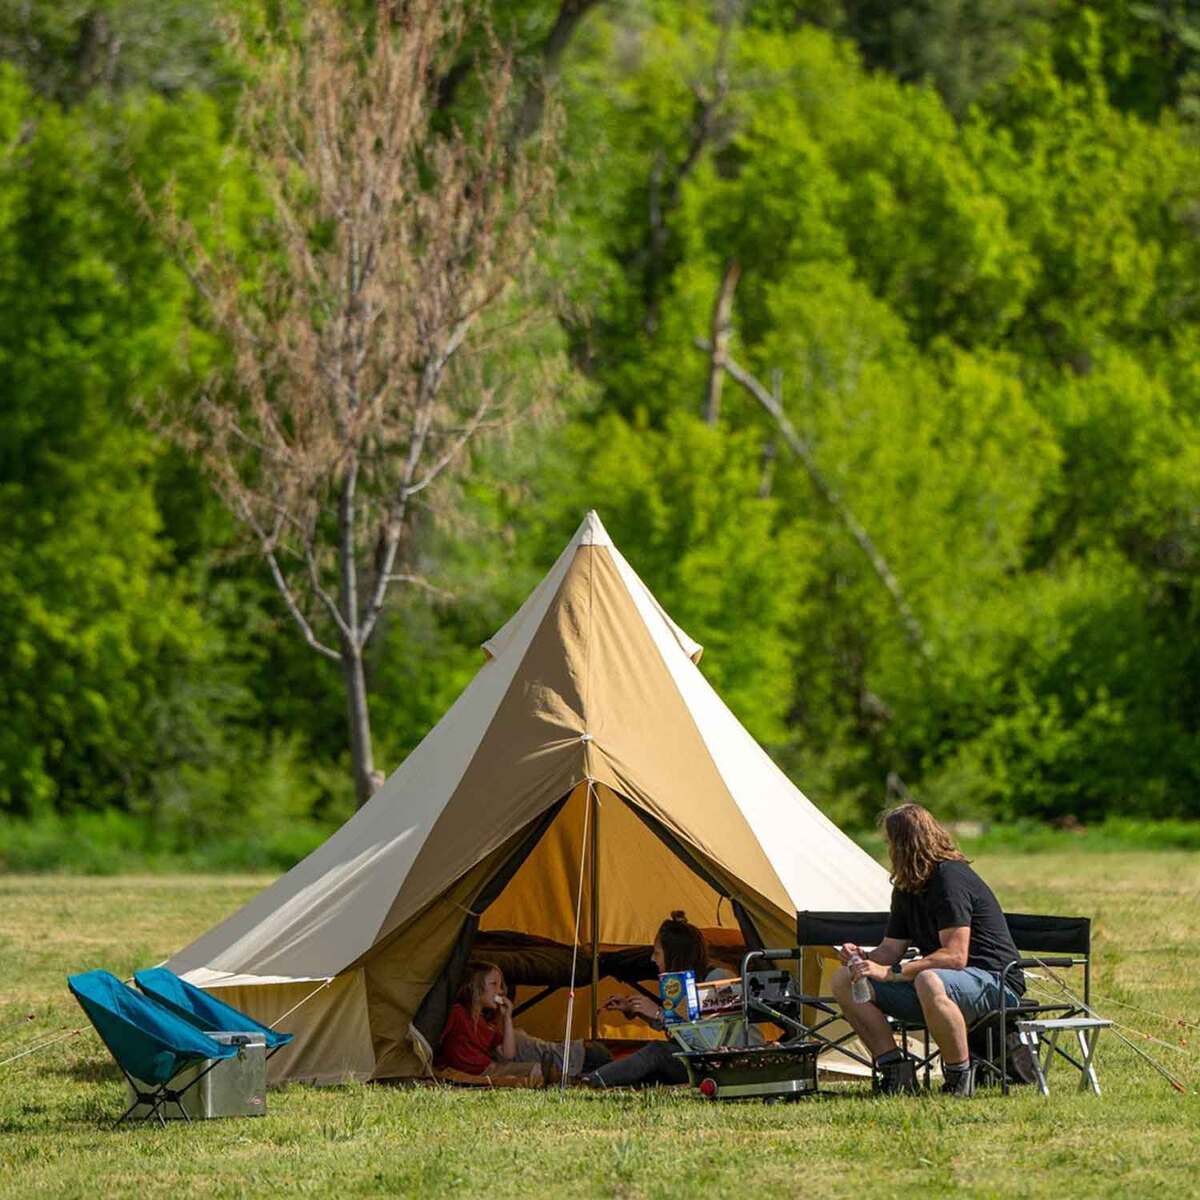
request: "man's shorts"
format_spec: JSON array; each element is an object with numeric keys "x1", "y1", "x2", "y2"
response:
[{"x1": 869, "y1": 967, "x2": 1021, "y2": 1026}]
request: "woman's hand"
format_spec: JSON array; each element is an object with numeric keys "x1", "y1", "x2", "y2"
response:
[{"x1": 623, "y1": 994, "x2": 661, "y2": 1023}]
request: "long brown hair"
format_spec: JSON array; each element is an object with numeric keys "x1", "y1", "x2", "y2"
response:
[
  {"x1": 657, "y1": 911, "x2": 708, "y2": 975},
  {"x1": 883, "y1": 804, "x2": 968, "y2": 892},
  {"x1": 455, "y1": 960, "x2": 502, "y2": 1019}
]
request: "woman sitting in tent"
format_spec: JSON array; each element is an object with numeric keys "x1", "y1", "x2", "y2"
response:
[
  {"x1": 582, "y1": 911, "x2": 751, "y2": 1088},
  {"x1": 436, "y1": 960, "x2": 611, "y2": 1084}
]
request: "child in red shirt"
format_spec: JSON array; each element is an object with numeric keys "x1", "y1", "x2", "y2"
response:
[
  {"x1": 436, "y1": 960, "x2": 614, "y2": 1084},
  {"x1": 435, "y1": 961, "x2": 543, "y2": 1082}
]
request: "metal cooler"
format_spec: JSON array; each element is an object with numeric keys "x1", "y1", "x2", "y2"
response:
[{"x1": 124, "y1": 1031, "x2": 267, "y2": 1120}]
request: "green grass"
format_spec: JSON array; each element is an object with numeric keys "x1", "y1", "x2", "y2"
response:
[{"x1": 1, "y1": 853, "x2": 1198, "y2": 1198}]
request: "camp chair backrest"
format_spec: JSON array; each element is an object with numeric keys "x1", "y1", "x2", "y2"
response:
[
  {"x1": 796, "y1": 911, "x2": 1091, "y2": 956},
  {"x1": 133, "y1": 968, "x2": 294, "y2": 1050},
  {"x1": 67, "y1": 970, "x2": 237, "y2": 1085},
  {"x1": 1003, "y1": 914, "x2": 1090, "y2": 956},
  {"x1": 796, "y1": 911, "x2": 888, "y2": 949}
]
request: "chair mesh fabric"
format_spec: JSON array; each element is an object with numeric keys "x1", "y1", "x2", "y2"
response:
[{"x1": 133, "y1": 968, "x2": 294, "y2": 1050}]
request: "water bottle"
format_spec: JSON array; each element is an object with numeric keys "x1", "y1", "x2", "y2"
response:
[{"x1": 848, "y1": 952, "x2": 872, "y2": 1004}]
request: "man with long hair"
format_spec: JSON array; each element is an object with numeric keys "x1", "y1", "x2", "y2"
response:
[{"x1": 831, "y1": 803, "x2": 1025, "y2": 1096}]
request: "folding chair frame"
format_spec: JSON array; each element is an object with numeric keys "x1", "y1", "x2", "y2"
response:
[{"x1": 114, "y1": 1056, "x2": 225, "y2": 1128}]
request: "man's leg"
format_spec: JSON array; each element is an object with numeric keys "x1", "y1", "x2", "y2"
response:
[
  {"x1": 830, "y1": 965, "x2": 899, "y2": 1058},
  {"x1": 913, "y1": 971, "x2": 969, "y2": 1064}
]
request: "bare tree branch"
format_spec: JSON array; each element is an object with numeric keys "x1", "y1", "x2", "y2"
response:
[
  {"x1": 643, "y1": 4, "x2": 739, "y2": 332},
  {"x1": 695, "y1": 336, "x2": 930, "y2": 658},
  {"x1": 704, "y1": 257, "x2": 741, "y2": 425},
  {"x1": 263, "y1": 549, "x2": 342, "y2": 662}
]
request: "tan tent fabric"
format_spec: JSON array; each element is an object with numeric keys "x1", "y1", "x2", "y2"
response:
[{"x1": 166, "y1": 511, "x2": 891, "y2": 1083}]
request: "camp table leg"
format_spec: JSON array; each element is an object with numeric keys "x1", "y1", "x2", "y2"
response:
[
  {"x1": 1076, "y1": 1027, "x2": 1102, "y2": 1096},
  {"x1": 1030, "y1": 1030, "x2": 1052, "y2": 1097},
  {"x1": 1043, "y1": 1026, "x2": 1065, "y2": 1095}
]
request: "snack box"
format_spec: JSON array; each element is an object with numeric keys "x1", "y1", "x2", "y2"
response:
[
  {"x1": 696, "y1": 976, "x2": 743, "y2": 1017},
  {"x1": 658, "y1": 970, "x2": 700, "y2": 1025}
]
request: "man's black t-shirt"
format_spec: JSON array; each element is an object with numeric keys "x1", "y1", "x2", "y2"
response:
[{"x1": 885, "y1": 860, "x2": 1025, "y2": 994}]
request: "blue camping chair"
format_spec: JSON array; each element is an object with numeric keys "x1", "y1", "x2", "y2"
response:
[
  {"x1": 133, "y1": 967, "x2": 294, "y2": 1057},
  {"x1": 67, "y1": 970, "x2": 240, "y2": 1127}
]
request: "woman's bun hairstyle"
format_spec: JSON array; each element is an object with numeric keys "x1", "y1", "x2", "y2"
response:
[{"x1": 656, "y1": 911, "x2": 707, "y2": 975}]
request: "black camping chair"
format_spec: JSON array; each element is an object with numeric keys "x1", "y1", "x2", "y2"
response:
[{"x1": 795, "y1": 911, "x2": 1103, "y2": 1094}]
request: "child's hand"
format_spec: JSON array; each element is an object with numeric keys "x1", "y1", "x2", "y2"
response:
[{"x1": 602, "y1": 995, "x2": 632, "y2": 1015}]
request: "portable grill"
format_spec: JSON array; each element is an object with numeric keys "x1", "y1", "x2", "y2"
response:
[{"x1": 674, "y1": 947, "x2": 821, "y2": 1101}]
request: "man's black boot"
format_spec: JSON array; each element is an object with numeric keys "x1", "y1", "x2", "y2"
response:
[
  {"x1": 874, "y1": 1052, "x2": 917, "y2": 1095},
  {"x1": 940, "y1": 1062, "x2": 976, "y2": 1098}
]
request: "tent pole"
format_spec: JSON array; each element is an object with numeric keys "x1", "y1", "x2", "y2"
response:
[{"x1": 589, "y1": 782, "x2": 600, "y2": 1041}]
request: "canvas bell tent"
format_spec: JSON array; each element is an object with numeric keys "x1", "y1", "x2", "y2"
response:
[{"x1": 166, "y1": 512, "x2": 891, "y2": 1084}]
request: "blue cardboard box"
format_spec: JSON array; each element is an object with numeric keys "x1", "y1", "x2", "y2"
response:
[{"x1": 659, "y1": 970, "x2": 700, "y2": 1025}]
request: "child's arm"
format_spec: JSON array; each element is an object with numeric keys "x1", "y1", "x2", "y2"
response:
[{"x1": 494, "y1": 996, "x2": 517, "y2": 1060}]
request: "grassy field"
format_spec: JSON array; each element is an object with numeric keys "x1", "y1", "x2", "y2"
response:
[{"x1": 1, "y1": 852, "x2": 1198, "y2": 1199}]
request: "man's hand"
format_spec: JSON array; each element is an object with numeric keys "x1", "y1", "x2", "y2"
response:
[
  {"x1": 837, "y1": 942, "x2": 861, "y2": 965},
  {"x1": 850, "y1": 958, "x2": 891, "y2": 983}
]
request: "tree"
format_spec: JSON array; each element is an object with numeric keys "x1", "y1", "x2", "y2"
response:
[
  {"x1": 156, "y1": 0, "x2": 556, "y2": 806},
  {"x1": 0, "y1": 66, "x2": 245, "y2": 817}
]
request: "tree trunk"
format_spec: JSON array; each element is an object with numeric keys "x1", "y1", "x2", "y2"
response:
[{"x1": 342, "y1": 639, "x2": 377, "y2": 809}]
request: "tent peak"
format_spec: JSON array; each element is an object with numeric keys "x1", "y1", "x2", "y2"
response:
[{"x1": 576, "y1": 510, "x2": 611, "y2": 547}]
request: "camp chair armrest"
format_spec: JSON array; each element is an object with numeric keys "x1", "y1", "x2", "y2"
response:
[{"x1": 1003, "y1": 955, "x2": 1080, "y2": 984}]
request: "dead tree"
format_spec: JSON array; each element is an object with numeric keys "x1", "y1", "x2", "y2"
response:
[{"x1": 153, "y1": 0, "x2": 556, "y2": 807}]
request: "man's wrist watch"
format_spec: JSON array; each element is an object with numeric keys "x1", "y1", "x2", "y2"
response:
[{"x1": 890, "y1": 961, "x2": 905, "y2": 979}]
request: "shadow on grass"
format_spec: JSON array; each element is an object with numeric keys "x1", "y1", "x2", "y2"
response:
[{"x1": 45, "y1": 1058, "x2": 120, "y2": 1084}]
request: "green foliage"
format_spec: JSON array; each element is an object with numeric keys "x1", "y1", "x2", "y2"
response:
[
  {"x1": 3, "y1": 1, "x2": 1200, "y2": 852},
  {"x1": 0, "y1": 0, "x2": 237, "y2": 104}
]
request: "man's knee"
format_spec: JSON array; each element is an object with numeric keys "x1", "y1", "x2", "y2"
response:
[{"x1": 914, "y1": 970, "x2": 945, "y2": 1004}]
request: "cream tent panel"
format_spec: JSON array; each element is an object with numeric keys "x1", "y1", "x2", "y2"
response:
[
  {"x1": 203, "y1": 971, "x2": 374, "y2": 1086},
  {"x1": 609, "y1": 537, "x2": 892, "y2": 914}
]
